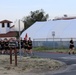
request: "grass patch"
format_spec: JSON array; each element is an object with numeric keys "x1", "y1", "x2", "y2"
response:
[
  {"x1": 32, "y1": 46, "x2": 76, "y2": 53},
  {"x1": 31, "y1": 56, "x2": 41, "y2": 58},
  {"x1": 33, "y1": 46, "x2": 52, "y2": 50}
]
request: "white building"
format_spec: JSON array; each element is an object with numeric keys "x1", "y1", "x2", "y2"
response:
[{"x1": 0, "y1": 20, "x2": 17, "y2": 40}]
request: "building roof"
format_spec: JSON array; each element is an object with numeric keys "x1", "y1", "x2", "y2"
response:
[
  {"x1": 0, "y1": 31, "x2": 17, "y2": 37},
  {"x1": 53, "y1": 16, "x2": 76, "y2": 21},
  {"x1": 10, "y1": 25, "x2": 15, "y2": 28},
  {"x1": 0, "y1": 20, "x2": 13, "y2": 23}
]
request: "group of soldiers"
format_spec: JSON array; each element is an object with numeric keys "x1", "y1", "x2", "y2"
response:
[{"x1": 0, "y1": 37, "x2": 32, "y2": 55}]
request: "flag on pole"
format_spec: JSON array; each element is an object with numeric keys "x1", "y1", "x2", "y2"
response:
[{"x1": 24, "y1": 33, "x2": 28, "y2": 40}]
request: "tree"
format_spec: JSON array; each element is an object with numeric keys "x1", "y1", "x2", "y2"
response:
[{"x1": 22, "y1": 9, "x2": 49, "y2": 32}]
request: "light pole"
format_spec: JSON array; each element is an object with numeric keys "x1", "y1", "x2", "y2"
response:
[
  {"x1": 18, "y1": 19, "x2": 22, "y2": 60},
  {"x1": 52, "y1": 31, "x2": 55, "y2": 49}
]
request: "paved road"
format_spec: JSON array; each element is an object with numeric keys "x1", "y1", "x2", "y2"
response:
[{"x1": 33, "y1": 52, "x2": 76, "y2": 75}]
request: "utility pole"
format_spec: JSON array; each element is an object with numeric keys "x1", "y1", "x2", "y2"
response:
[{"x1": 19, "y1": 19, "x2": 22, "y2": 60}]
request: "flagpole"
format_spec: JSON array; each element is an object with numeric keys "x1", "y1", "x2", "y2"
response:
[{"x1": 19, "y1": 19, "x2": 22, "y2": 61}]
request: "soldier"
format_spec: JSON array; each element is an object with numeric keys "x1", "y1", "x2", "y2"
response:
[
  {"x1": 20, "y1": 38, "x2": 24, "y2": 49},
  {"x1": 4, "y1": 39, "x2": 9, "y2": 54},
  {"x1": 9, "y1": 38, "x2": 17, "y2": 54},
  {"x1": 69, "y1": 38, "x2": 75, "y2": 55},
  {"x1": 23, "y1": 39, "x2": 28, "y2": 56},
  {"x1": 1, "y1": 40, "x2": 5, "y2": 54},
  {"x1": 28, "y1": 37, "x2": 33, "y2": 56},
  {"x1": 0, "y1": 40, "x2": 2, "y2": 54},
  {"x1": 15, "y1": 39, "x2": 19, "y2": 53}
]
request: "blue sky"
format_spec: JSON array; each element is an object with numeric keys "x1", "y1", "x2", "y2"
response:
[{"x1": 0, "y1": 0, "x2": 76, "y2": 22}]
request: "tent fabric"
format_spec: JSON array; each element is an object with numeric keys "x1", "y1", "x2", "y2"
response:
[{"x1": 21, "y1": 19, "x2": 76, "y2": 40}]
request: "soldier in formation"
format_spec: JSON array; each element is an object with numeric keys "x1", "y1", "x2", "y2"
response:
[{"x1": 0, "y1": 37, "x2": 33, "y2": 56}]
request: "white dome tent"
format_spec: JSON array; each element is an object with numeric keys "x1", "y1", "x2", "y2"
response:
[
  {"x1": 20, "y1": 19, "x2": 76, "y2": 48},
  {"x1": 21, "y1": 19, "x2": 76, "y2": 40}
]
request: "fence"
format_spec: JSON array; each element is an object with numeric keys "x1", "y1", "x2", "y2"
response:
[{"x1": 32, "y1": 38, "x2": 76, "y2": 49}]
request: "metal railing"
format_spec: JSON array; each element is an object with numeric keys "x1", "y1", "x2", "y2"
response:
[{"x1": 33, "y1": 38, "x2": 76, "y2": 49}]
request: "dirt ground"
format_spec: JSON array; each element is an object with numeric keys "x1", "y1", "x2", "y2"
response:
[{"x1": 0, "y1": 55, "x2": 66, "y2": 75}]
